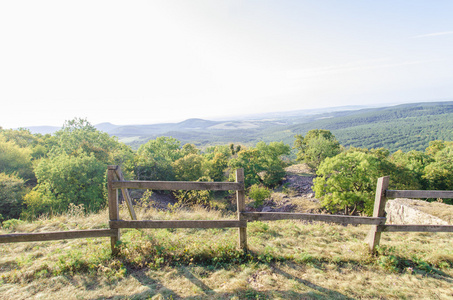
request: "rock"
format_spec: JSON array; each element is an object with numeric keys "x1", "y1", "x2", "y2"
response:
[
  {"x1": 385, "y1": 198, "x2": 450, "y2": 225},
  {"x1": 306, "y1": 193, "x2": 314, "y2": 198},
  {"x1": 276, "y1": 204, "x2": 296, "y2": 212},
  {"x1": 261, "y1": 206, "x2": 272, "y2": 212}
]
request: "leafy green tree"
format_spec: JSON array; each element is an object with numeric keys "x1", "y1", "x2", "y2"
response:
[
  {"x1": 53, "y1": 118, "x2": 126, "y2": 164},
  {"x1": 0, "y1": 173, "x2": 26, "y2": 220},
  {"x1": 314, "y1": 150, "x2": 389, "y2": 215},
  {"x1": 390, "y1": 150, "x2": 432, "y2": 189},
  {"x1": 228, "y1": 142, "x2": 290, "y2": 187},
  {"x1": 423, "y1": 143, "x2": 453, "y2": 192},
  {"x1": 228, "y1": 148, "x2": 262, "y2": 187},
  {"x1": 0, "y1": 135, "x2": 34, "y2": 183},
  {"x1": 204, "y1": 145, "x2": 232, "y2": 161},
  {"x1": 206, "y1": 152, "x2": 229, "y2": 182},
  {"x1": 294, "y1": 129, "x2": 341, "y2": 169},
  {"x1": 23, "y1": 152, "x2": 106, "y2": 218},
  {"x1": 131, "y1": 137, "x2": 184, "y2": 181},
  {"x1": 173, "y1": 153, "x2": 205, "y2": 181},
  {"x1": 202, "y1": 145, "x2": 231, "y2": 182},
  {"x1": 21, "y1": 118, "x2": 132, "y2": 218},
  {"x1": 0, "y1": 128, "x2": 38, "y2": 148},
  {"x1": 181, "y1": 143, "x2": 199, "y2": 156},
  {"x1": 425, "y1": 140, "x2": 453, "y2": 157},
  {"x1": 256, "y1": 141, "x2": 291, "y2": 186},
  {"x1": 229, "y1": 143, "x2": 242, "y2": 155}
]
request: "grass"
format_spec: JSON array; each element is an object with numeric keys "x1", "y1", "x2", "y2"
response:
[{"x1": 1, "y1": 205, "x2": 453, "y2": 299}]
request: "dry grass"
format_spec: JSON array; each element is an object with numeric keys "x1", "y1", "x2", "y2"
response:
[{"x1": 1, "y1": 205, "x2": 453, "y2": 299}]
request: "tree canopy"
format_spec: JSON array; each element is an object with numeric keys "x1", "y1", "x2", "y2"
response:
[{"x1": 294, "y1": 129, "x2": 341, "y2": 169}]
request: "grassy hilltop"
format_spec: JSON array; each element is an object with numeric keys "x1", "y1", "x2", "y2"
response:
[{"x1": 1, "y1": 205, "x2": 453, "y2": 299}]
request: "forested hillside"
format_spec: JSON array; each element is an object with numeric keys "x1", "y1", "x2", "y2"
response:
[
  {"x1": 23, "y1": 101, "x2": 453, "y2": 153},
  {"x1": 286, "y1": 101, "x2": 453, "y2": 152},
  {"x1": 115, "y1": 101, "x2": 453, "y2": 153}
]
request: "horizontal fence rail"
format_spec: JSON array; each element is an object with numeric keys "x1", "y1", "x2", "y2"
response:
[
  {"x1": 381, "y1": 225, "x2": 453, "y2": 232},
  {"x1": 0, "y1": 229, "x2": 118, "y2": 244},
  {"x1": 242, "y1": 212, "x2": 386, "y2": 225},
  {"x1": 110, "y1": 220, "x2": 247, "y2": 229},
  {"x1": 112, "y1": 180, "x2": 244, "y2": 191},
  {"x1": 386, "y1": 190, "x2": 453, "y2": 199}
]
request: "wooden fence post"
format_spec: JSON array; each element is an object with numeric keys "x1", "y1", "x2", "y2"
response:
[
  {"x1": 368, "y1": 176, "x2": 389, "y2": 252},
  {"x1": 236, "y1": 168, "x2": 247, "y2": 250},
  {"x1": 114, "y1": 167, "x2": 137, "y2": 220},
  {"x1": 108, "y1": 166, "x2": 120, "y2": 255}
]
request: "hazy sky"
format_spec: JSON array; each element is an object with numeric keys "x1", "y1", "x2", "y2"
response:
[{"x1": 1, "y1": 1, "x2": 453, "y2": 128}]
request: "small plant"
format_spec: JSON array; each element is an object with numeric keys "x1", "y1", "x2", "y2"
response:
[
  {"x1": 248, "y1": 185, "x2": 271, "y2": 208},
  {"x1": 137, "y1": 189, "x2": 153, "y2": 209},
  {"x1": 2, "y1": 218, "x2": 24, "y2": 230}
]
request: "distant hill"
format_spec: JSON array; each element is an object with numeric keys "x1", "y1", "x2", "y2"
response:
[
  {"x1": 22, "y1": 101, "x2": 453, "y2": 152},
  {"x1": 277, "y1": 101, "x2": 453, "y2": 152},
  {"x1": 111, "y1": 101, "x2": 453, "y2": 153}
]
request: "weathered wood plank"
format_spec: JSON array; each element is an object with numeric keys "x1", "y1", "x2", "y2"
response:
[
  {"x1": 0, "y1": 229, "x2": 117, "y2": 244},
  {"x1": 114, "y1": 168, "x2": 137, "y2": 220},
  {"x1": 236, "y1": 168, "x2": 247, "y2": 250},
  {"x1": 112, "y1": 180, "x2": 244, "y2": 191},
  {"x1": 108, "y1": 167, "x2": 120, "y2": 254},
  {"x1": 382, "y1": 225, "x2": 453, "y2": 232},
  {"x1": 386, "y1": 190, "x2": 453, "y2": 199},
  {"x1": 110, "y1": 220, "x2": 246, "y2": 229},
  {"x1": 241, "y1": 212, "x2": 386, "y2": 225},
  {"x1": 368, "y1": 176, "x2": 389, "y2": 252}
]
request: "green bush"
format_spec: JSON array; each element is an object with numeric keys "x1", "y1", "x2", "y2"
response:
[
  {"x1": 2, "y1": 218, "x2": 24, "y2": 230},
  {"x1": 248, "y1": 184, "x2": 271, "y2": 208}
]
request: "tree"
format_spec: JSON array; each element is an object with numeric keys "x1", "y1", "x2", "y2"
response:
[
  {"x1": 0, "y1": 135, "x2": 34, "y2": 183},
  {"x1": 0, "y1": 173, "x2": 26, "y2": 220},
  {"x1": 228, "y1": 142, "x2": 290, "y2": 187},
  {"x1": 23, "y1": 152, "x2": 106, "y2": 218},
  {"x1": 173, "y1": 154, "x2": 205, "y2": 181},
  {"x1": 294, "y1": 129, "x2": 341, "y2": 169},
  {"x1": 314, "y1": 150, "x2": 388, "y2": 215},
  {"x1": 206, "y1": 152, "x2": 229, "y2": 182},
  {"x1": 21, "y1": 118, "x2": 132, "y2": 218},
  {"x1": 423, "y1": 143, "x2": 453, "y2": 193},
  {"x1": 425, "y1": 140, "x2": 453, "y2": 157},
  {"x1": 130, "y1": 137, "x2": 184, "y2": 181},
  {"x1": 53, "y1": 118, "x2": 126, "y2": 165},
  {"x1": 256, "y1": 141, "x2": 291, "y2": 187},
  {"x1": 390, "y1": 150, "x2": 432, "y2": 189}
]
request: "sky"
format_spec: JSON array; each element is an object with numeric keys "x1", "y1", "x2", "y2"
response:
[{"x1": 1, "y1": 0, "x2": 453, "y2": 128}]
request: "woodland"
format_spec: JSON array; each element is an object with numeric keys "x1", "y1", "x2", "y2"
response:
[{"x1": 1, "y1": 116, "x2": 452, "y2": 224}]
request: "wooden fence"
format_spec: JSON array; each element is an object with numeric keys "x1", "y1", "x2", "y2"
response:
[
  {"x1": 1, "y1": 167, "x2": 452, "y2": 254},
  {"x1": 367, "y1": 176, "x2": 453, "y2": 251}
]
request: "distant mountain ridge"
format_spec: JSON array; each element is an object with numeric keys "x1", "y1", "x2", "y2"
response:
[{"x1": 21, "y1": 101, "x2": 453, "y2": 152}]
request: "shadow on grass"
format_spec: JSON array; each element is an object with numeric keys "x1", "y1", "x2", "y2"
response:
[
  {"x1": 85, "y1": 262, "x2": 356, "y2": 300},
  {"x1": 376, "y1": 254, "x2": 453, "y2": 283}
]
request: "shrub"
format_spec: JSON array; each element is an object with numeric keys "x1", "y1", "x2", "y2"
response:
[{"x1": 248, "y1": 184, "x2": 271, "y2": 208}]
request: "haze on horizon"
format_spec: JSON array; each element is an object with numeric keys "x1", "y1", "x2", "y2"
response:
[{"x1": 1, "y1": 1, "x2": 453, "y2": 129}]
